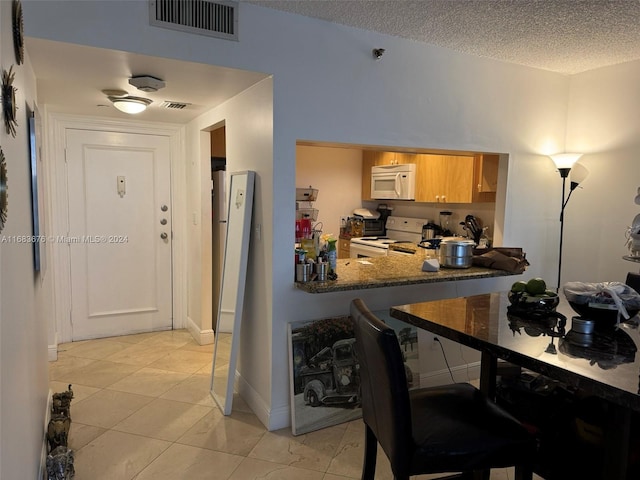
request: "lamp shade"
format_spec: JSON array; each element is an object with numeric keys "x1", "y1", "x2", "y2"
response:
[
  {"x1": 570, "y1": 163, "x2": 589, "y2": 185},
  {"x1": 550, "y1": 153, "x2": 582, "y2": 169},
  {"x1": 111, "y1": 97, "x2": 151, "y2": 114}
]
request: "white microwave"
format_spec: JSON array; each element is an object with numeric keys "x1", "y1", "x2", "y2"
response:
[{"x1": 371, "y1": 164, "x2": 416, "y2": 200}]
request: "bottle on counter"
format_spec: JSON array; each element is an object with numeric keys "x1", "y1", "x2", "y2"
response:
[{"x1": 327, "y1": 239, "x2": 337, "y2": 272}]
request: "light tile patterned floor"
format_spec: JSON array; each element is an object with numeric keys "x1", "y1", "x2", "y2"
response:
[{"x1": 50, "y1": 329, "x2": 543, "y2": 480}]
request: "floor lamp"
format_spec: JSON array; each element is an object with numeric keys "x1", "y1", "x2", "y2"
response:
[{"x1": 550, "y1": 153, "x2": 586, "y2": 293}]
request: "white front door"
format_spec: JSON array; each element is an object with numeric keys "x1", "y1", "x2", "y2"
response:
[{"x1": 66, "y1": 129, "x2": 173, "y2": 340}]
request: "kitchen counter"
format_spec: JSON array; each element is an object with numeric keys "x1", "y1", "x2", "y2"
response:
[{"x1": 295, "y1": 250, "x2": 519, "y2": 293}]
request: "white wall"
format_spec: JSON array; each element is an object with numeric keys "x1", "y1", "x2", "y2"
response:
[
  {"x1": 563, "y1": 61, "x2": 640, "y2": 285},
  {"x1": 187, "y1": 78, "x2": 274, "y2": 424},
  {"x1": 23, "y1": 1, "x2": 581, "y2": 432},
  {"x1": 296, "y1": 145, "x2": 364, "y2": 238},
  {"x1": 1, "y1": 2, "x2": 52, "y2": 477}
]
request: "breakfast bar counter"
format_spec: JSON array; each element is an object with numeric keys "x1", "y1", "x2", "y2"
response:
[{"x1": 295, "y1": 252, "x2": 519, "y2": 293}]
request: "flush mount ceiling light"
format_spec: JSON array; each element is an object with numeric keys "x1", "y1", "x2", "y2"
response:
[
  {"x1": 111, "y1": 96, "x2": 152, "y2": 114},
  {"x1": 102, "y1": 89, "x2": 152, "y2": 114}
]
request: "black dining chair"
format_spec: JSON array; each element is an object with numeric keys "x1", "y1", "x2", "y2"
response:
[
  {"x1": 625, "y1": 272, "x2": 640, "y2": 294},
  {"x1": 350, "y1": 298, "x2": 536, "y2": 480}
]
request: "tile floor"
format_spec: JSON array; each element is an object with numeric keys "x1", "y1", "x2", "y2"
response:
[{"x1": 50, "y1": 329, "x2": 543, "y2": 480}]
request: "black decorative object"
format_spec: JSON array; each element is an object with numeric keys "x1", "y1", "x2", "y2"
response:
[
  {"x1": 46, "y1": 414, "x2": 71, "y2": 452},
  {"x1": 46, "y1": 446, "x2": 75, "y2": 480},
  {"x1": 52, "y1": 385, "x2": 74, "y2": 418},
  {"x1": 0, "y1": 146, "x2": 7, "y2": 233},
  {"x1": 2, "y1": 66, "x2": 18, "y2": 137},
  {"x1": 12, "y1": 0, "x2": 24, "y2": 65},
  {"x1": 46, "y1": 386, "x2": 75, "y2": 480}
]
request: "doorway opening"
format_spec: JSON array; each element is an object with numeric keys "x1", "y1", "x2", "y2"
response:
[{"x1": 211, "y1": 124, "x2": 227, "y2": 333}]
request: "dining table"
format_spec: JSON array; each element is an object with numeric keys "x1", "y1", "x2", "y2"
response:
[{"x1": 390, "y1": 291, "x2": 640, "y2": 480}]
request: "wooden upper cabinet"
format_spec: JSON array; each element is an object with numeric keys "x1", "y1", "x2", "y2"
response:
[
  {"x1": 415, "y1": 154, "x2": 475, "y2": 203},
  {"x1": 363, "y1": 150, "x2": 497, "y2": 203},
  {"x1": 472, "y1": 154, "x2": 498, "y2": 202}
]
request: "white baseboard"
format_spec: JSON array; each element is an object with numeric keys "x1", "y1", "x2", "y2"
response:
[
  {"x1": 185, "y1": 316, "x2": 214, "y2": 345},
  {"x1": 418, "y1": 361, "x2": 481, "y2": 388},
  {"x1": 48, "y1": 332, "x2": 58, "y2": 361},
  {"x1": 39, "y1": 389, "x2": 53, "y2": 480},
  {"x1": 48, "y1": 344, "x2": 58, "y2": 361},
  {"x1": 236, "y1": 372, "x2": 290, "y2": 431}
]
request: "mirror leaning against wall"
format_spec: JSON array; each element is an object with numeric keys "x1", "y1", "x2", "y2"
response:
[{"x1": 210, "y1": 170, "x2": 256, "y2": 415}]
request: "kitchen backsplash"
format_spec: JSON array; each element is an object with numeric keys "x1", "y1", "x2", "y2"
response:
[{"x1": 361, "y1": 200, "x2": 496, "y2": 239}]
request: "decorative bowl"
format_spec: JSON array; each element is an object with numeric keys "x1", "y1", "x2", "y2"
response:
[{"x1": 508, "y1": 291, "x2": 560, "y2": 318}]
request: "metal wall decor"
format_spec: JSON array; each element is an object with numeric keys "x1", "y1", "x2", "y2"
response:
[
  {"x1": 0, "y1": 147, "x2": 7, "y2": 233},
  {"x1": 2, "y1": 66, "x2": 18, "y2": 137},
  {"x1": 13, "y1": 0, "x2": 24, "y2": 65}
]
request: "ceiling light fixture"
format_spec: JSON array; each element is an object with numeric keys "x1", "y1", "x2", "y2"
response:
[
  {"x1": 111, "y1": 96, "x2": 152, "y2": 114},
  {"x1": 102, "y1": 90, "x2": 152, "y2": 115}
]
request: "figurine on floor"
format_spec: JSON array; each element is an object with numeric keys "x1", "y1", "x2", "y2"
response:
[
  {"x1": 47, "y1": 414, "x2": 71, "y2": 452},
  {"x1": 52, "y1": 384, "x2": 74, "y2": 418},
  {"x1": 46, "y1": 446, "x2": 75, "y2": 480}
]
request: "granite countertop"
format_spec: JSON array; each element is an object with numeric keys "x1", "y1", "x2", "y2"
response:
[{"x1": 295, "y1": 249, "x2": 518, "y2": 293}]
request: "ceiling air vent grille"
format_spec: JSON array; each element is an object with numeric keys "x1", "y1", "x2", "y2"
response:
[
  {"x1": 161, "y1": 101, "x2": 192, "y2": 110},
  {"x1": 150, "y1": 0, "x2": 238, "y2": 41}
]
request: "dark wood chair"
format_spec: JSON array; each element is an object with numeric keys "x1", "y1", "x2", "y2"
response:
[
  {"x1": 625, "y1": 272, "x2": 640, "y2": 293},
  {"x1": 350, "y1": 298, "x2": 536, "y2": 480}
]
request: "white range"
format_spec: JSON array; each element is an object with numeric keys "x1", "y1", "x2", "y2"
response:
[{"x1": 349, "y1": 216, "x2": 430, "y2": 258}]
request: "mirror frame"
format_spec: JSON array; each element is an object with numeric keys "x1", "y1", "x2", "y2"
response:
[{"x1": 210, "y1": 170, "x2": 255, "y2": 415}]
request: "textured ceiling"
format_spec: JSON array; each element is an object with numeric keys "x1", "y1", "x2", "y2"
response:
[{"x1": 248, "y1": 0, "x2": 640, "y2": 75}]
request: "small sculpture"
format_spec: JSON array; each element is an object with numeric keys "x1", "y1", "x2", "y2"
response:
[
  {"x1": 52, "y1": 384, "x2": 74, "y2": 418},
  {"x1": 47, "y1": 414, "x2": 71, "y2": 452},
  {"x1": 46, "y1": 446, "x2": 75, "y2": 480}
]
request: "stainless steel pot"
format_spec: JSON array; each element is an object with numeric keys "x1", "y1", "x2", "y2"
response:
[{"x1": 438, "y1": 237, "x2": 476, "y2": 268}]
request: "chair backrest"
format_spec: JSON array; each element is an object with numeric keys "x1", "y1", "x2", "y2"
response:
[
  {"x1": 626, "y1": 272, "x2": 640, "y2": 294},
  {"x1": 350, "y1": 299, "x2": 413, "y2": 467}
]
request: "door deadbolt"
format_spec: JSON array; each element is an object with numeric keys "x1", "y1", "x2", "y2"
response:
[
  {"x1": 160, "y1": 232, "x2": 168, "y2": 240},
  {"x1": 160, "y1": 219, "x2": 167, "y2": 225},
  {"x1": 161, "y1": 205, "x2": 168, "y2": 212}
]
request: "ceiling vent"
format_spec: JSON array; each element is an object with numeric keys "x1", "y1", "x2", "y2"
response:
[
  {"x1": 161, "y1": 101, "x2": 192, "y2": 110},
  {"x1": 149, "y1": 0, "x2": 238, "y2": 41}
]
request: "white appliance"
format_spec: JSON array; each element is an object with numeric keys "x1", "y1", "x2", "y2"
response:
[
  {"x1": 212, "y1": 170, "x2": 227, "y2": 331},
  {"x1": 350, "y1": 215, "x2": 429, "y2": 258},
  {"x1": 371, "y1": 164, "x2": 416, "y2": 200}
]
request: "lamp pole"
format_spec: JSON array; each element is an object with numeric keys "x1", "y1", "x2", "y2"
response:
[
  {"x1": 557, "y1": 168, "x2": 570, "y2": 292},
  {"x1": 550, "y1": 153, "x2": 583, "y2": 293}
]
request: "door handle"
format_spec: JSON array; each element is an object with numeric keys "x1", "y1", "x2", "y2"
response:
[
  {"x1": 161, "y1": 205, "x2": 168, "y2": 212},
  {"x1": 160, "y1": 232, "x2": 168, "y2": 240},
  {"x1": 160, "y1": 219, "x2": 167, "y2": 225}
]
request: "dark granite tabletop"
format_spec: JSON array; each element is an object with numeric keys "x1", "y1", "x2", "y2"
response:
[
  {"x1": 295, "y1": 252, "x2": 519, "y2": 293},
  {"x1": 390, "y1": 292, "x2": 640, "y2": 412}
]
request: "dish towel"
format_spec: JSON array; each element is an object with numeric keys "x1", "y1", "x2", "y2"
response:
[{"x1": 472, "y1": 249, "x2": 529, "y2": 274}]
